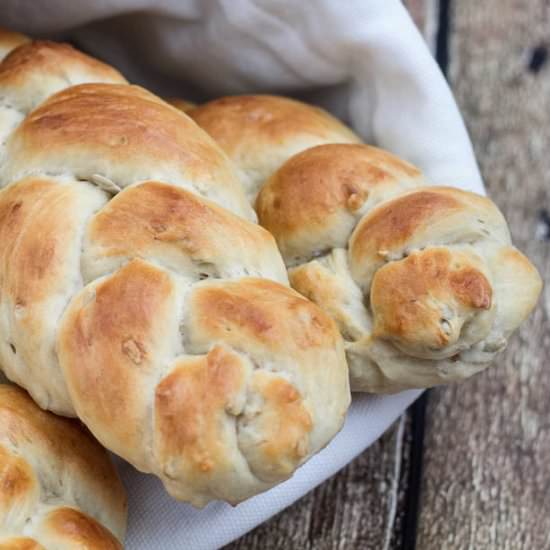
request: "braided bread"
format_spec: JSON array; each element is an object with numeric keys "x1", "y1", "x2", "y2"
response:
[
  {"x1": 254, "y1": 143, "x2": 542, "y2": 392},
  {"x1": 0, "y1": 384, "x2": 126, "y2": 548},
  {"x1": 0, "y1": 38, "x2": 350, "y2": 506},
  {"x1": 189, "y1": 95, "x2": 362, "y2": 203}
]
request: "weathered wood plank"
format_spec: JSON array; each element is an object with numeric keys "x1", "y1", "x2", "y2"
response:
[
  {"x1": 417, "y1": 1, "x2": 550, "y2": 548},
  {"x1": 226, "y1": 415, "x2": 411, "y2": 550}
]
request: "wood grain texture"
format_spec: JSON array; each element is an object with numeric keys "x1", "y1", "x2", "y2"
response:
[{"x1": 417, "y1": 1, "x2": 550, "y2": 549}]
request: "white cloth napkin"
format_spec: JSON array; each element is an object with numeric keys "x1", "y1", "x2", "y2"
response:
[{"x1": 2, "y1": 1, "x2": 485, "y2": 548}]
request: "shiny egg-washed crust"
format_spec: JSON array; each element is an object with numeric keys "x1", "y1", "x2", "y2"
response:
[
  {"x1": 0, "y1": 29, "x2": 30, "y2": 61},
  {"x1": 257, "y1": 144, "x2": 542, "y2": 393},
  {"x1": 0, "y1": 35, "x2": 350, "y2": 507},
  {"x1": 189, "y1": 94, "x2": 362, "y2": 202},
  {"x1": 0, "y1": 384, "x2": 126, "y2": 548},
  {"x1": 0, "y1": 35, "x2": 127, "y2": 164},
  {"x1": 2, "y1": 83, "x2": 254, "y2": 220},
  {"x1": 0, "y1": 40, "x2": 126, "y2": 113}
]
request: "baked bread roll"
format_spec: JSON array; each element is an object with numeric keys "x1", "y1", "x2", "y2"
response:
[
  {"x1": 0, "y1": 35, "x2": 127, "y2": 163},
  {"x1": 0, "y1": 38, "x2": 350, "y2": 506},
  {"x1": 0, "y1": 384, "x2": 127, "y2": 548},
  {"x1": 257, "y1": 144, "x2": 542, "y2": 392},
  {"x1": 189, "y1": 95, "x2": 362, "y2": 202}
]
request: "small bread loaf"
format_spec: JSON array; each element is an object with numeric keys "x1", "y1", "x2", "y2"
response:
[
  {"x1": 0, "y1": 37, "x2": 350, "y2": 506},
  {"x1": 189, "y1": 95, "x2": 362, "y2": 202},
  {"x1": 0, "y1": 384, "x2": 127, "y2": 548},
  {"x1": 257, "y1": 144, "x2": 542, "y2": 392},
  {"x1": 0, "y1": 37, "x2": 127, "y2": 163}
]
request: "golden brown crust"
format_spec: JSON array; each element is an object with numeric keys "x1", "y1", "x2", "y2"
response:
[
  {"x1": 371, "y1": 248, "x2": 493, "y2": 354},
  {"x1": 0, "y1": 386, "x2": 127, "y2": 518},
  {"x1": 0, "y1": 176, "x2": 106, "y2": 414},
  {"x1": 190, "y1": 95, "x2": 362, "y2": 201},
  {"x1": 0, "y1": 37, "x2": 350, "y2": 508},
  {"x1": 257, "y1": 144, "x2": 424, "y2": 263},
  {"x1": 3, "y1": 83, "x2": 254, "y2": 219},
  {"x1": 353, "y1": 189, "x2": 458, "y2": 248},
  {"x1": 0, "y1": 538, "x2": 45, "y2": 550},
  {"x1": 38, "y1": 507, "x2": 122, "y2": 549},
  {"x1": 349, "y1": 187, "x2": 510, "y2": 291},
  {"x1": 190, "y1": 95, "x2": 360, "y2": 149},
  {"x1": 187, "y1": 278, "x2": 340, "y2": 355},
  {"x1": 243, "y1": 370, "x2": 313, "y2": 481},
  {"x1": 350, "y1": 189, "x2": 461, "y2": 269},
  {"x1": 83, "y1": 180, "x2": 287, "y2": 283},
  {"x1": 154, "y1": 347, "x2": 250, "y2": 482},
  {"x1": 0, "y1": 40, "x2": 124, "y2": 84},
  {"x1": 0, "y1": 444, "x2": 38, "y2": 519},
  {"x1": 0, "y1": 41, "x2": 126, "y2": 113},
  {"x1": 17, "y1": 83, "x2": 197, "y2": 156},
  {"x1": 0, "y1": 385, "x2": 126, "y2": 544},
  {"x1": 0, "y1": 178, "x2": 78, "y2": 304},
  {"x1": 0, "y1": 29, "x2": 30, "y2": 61},
  {"x1": 256, "y1": 139, "x2": 540, "y2": 391},
  {"x1": 59, "y1": 259, "x2": 179, "y2": 468},
  {"x1": 153, "y1": 278, "x2": 348, "y2": 504},
  {"x1": 60, "y1": 271, "x2": 348, "y2": 507}
]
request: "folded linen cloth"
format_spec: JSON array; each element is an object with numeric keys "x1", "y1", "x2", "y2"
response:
[{"x1": 1, "y1": 1, "x2": 484, "y2": 548}]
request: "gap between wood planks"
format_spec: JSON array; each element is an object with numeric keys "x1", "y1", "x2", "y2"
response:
[
  {"x1": 400, "y1": 0, "x2": 449, "y2": 547},
  {"x1": 417, "y1": 1, "x2": 550, "y2": 546}
]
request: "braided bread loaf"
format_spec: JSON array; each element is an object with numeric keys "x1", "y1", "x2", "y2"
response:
[
  {"x1": 258, "y1": 145, "x2": 542, "y2": 391},
  {"x1": 0, "y1": 384, "x2": 126, "y2": 548},
  {"x1": 190, "y1": 95, "x2": 362, "y2": 203},
  {"x1": 0, "y1": 37, "x2": 350, "y2": 506},
  {"x1": 191, "y1": 97, "x2": 542, "y2": 393}
]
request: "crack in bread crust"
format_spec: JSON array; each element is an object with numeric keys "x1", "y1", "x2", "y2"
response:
[{"x1": 256, "y1": 144, "x2": 542, "y2": 393}]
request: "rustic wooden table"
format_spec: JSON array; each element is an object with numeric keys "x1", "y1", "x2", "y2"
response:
[{"x1": 227, "y1": 1, "x2": 550, "y2": 548}]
